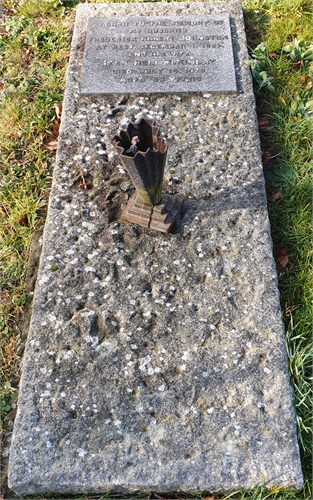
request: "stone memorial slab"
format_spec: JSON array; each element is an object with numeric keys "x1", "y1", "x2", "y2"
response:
[
  {"x1": 81, "y1": 15, "x2": 237, "y2": 94},
  {"x1": 8, "y1": 0, "x2": 303, "y2": 496}
]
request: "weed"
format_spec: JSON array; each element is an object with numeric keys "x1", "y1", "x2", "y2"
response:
[
  {"x1": 283, "y1": 38, "x2": 313, "y2": 64},
  {"x1": 0, "y1": 381, "x2": 18, "y2": 427},
  {"x1": 248, "y1": 42, "x2": 275, "y2": 92}
]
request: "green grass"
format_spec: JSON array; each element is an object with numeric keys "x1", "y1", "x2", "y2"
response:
[{"x1": 0, "y1": 0, "x2": 312, "y2": 498}]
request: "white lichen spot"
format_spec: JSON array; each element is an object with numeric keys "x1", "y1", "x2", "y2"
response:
[
  {"x1": 77, "y1": 448, "x2": 88, "y2": 457},
  {"x1": 158, "y1": 385, "x2": 165, "y2": 391},
  {"x1": 88, "y1": 251, "x2": 99, "y2": 259},
  {"x1": 40, "y1": 367, "x2": 47, "y2": 375},
  {"x1": 139, "y1": 355, "x2": 151, "y2": 372},
  {"x1": 39, "y1": 275, "x2": 50, "y2": 285},
  {"x1": 85, "y1": 266, "x2": 96, "y2": 272},
  {"x1": 80, "y1": 311, "x2": 96, "y2": 317},
  {"x1": 60, "y1": 392, "x2": 66, "y2": 397},
  {"x1": 46, "y1": 441, "x2": 52, "y2": 448}
]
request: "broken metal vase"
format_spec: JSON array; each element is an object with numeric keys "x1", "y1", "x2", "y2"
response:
[
  {"x1": 112, "y1": 118, "x2": 184, "y2": 233},
  {"x1": 112, "y1": 117, "x2": 167, "y2": 205}
]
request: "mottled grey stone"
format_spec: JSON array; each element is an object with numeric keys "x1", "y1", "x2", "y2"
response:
[
  {"x1": 81, "y1": 15, "x2": 237, "y2": 94},
  {"x1": 8, "y1": 0, "x2": 303, "y2": 496}
]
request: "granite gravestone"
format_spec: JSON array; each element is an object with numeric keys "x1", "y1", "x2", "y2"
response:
[
  {"x1": 8, "y1": 0, "x2": 303, "y2": 496},
  {"x1": 81, "y1": 15, "x2": 237, "y2": 93}
]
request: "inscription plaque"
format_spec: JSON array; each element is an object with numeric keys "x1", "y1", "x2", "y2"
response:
[{"x1": 81, "y1": 15, "x2": 237, "y2": 94}]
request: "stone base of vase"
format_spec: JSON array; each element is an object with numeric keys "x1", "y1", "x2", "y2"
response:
[{"x1": 121, "y1": 192, "x2": 184, "y2": 233}]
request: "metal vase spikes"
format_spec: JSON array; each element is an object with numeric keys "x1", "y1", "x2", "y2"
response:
[
  {"x1": 112, "y1": 118, "x2": 167, "y2": 206},
  {"x1": 112, "y1": 118, "x2": 184, "y2": 233}
]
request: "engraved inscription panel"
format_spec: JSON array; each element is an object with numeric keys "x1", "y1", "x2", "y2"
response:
[{"x1": 81, "y1": 15, "x2": 237, "y2": 94}]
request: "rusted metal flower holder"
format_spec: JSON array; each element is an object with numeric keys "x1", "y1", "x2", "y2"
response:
[{"x1": 112, "y1": 118, "x2": 184, "y2": 233}]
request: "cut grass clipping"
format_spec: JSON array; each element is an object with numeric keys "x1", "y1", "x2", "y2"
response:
[{"x1": 0, "y1": 0, "x2": 312, "y2": 498}]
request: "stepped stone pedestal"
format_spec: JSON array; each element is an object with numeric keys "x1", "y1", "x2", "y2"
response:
[{"x1": 8, "y1": 0, "x2": 303, "y2": 496}]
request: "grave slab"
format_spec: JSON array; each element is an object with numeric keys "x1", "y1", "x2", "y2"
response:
[{"x1": 8, "y1": 0, "x2": 303, "y2": 496}]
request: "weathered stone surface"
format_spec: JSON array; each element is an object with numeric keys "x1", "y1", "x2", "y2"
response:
[
  {"x1": 8, "y1": 0, "x2": 303, "y2": 496},
  {"x1": 81, "y1": 15, "x2": 237, "y2": 94}
]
